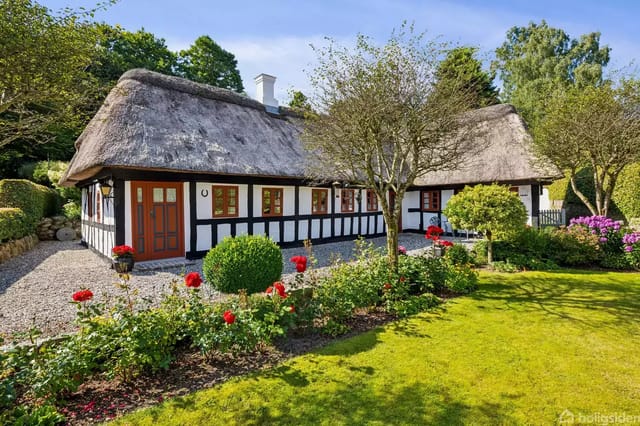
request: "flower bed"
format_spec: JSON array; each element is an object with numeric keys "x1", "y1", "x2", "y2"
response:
[{"x1": 0, "y1": 239, "x2": 477, "y2": 424}]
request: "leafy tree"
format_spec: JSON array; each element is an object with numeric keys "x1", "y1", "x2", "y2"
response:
[
  {"x1": 178, "y1": 36, "x2": 244, "y2": 92},
  {"x1": 303, "y1": 25, "x2": 478, "y2": 268},
  {"x1": 436, "y1": 47, "x2": 499, "y2": 108},
  {"x1": 288, "y1": 90, "x2": 312, "y2": 112},
  {"x1": 0, "y1": 0, "x2": 108, "y2": 148},
  {"x1": 533, "y1": 80, "x2": 640, "y2": 217},
  {"x1": 492, "y1": 20, "x2": 610, "y2": 128},
  {"x1": 91, "y1": 24, "x2": 178, "y2": 83},
  {"x1": 443, "y1": 184, "x2": 527, "y2": 264}
]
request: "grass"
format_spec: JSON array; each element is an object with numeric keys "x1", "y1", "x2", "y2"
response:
[{"x1": 114, "y1": 270, "x2": 640, "y2": 425}]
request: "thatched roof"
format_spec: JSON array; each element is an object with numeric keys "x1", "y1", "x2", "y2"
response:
[
  {"x1": 61, "y1": 69, "x2": 306, "y2": 185},
  {"x1": 61, "y1": 69, "x2": 559, "y2": 187},
  {"x1": 414, "y1": 104, "x2": 560, "y2": 186}
]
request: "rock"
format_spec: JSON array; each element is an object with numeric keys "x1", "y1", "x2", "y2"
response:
[{"x1": 56, "y1": 227, "x2": 76, "y2": 241}]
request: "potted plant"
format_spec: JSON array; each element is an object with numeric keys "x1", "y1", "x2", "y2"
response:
[
  {"x1": 112, "y1": 245, "x2": 135, "y2": 273},
  {"x1": 425, "y1": 225, "x2": 453, "y2": 257}
]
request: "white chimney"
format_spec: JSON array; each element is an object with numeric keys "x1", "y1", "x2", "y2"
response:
[{"x1": 254, "y1": 73, "x2": 279, "y2": 113}]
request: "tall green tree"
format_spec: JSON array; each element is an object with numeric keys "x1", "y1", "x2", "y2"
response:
[
  {"x1": 178, "y1": 36, "x2": 244, "y2": 92},
  {"x1": 287, "y1": 90, "x2": 312, "y2": 112},
  {"x1": 492, "y1": 20, "x2": 610, "y2": 127},
  {"x1": 533, "y1": 80, "x2": 640, "y2": 217},
  {"x1": 303, "y1": 25, "x2": 478, "y2": 268},
  {"x1": 91, "y1": 24, "x2": 178, "y2": 83},
  {"x1": 436, "y1": 47, "x2": 499, "y2": 108},
  {"x1": 0, "y1": 0, "x2": 107, "y2": 149}
]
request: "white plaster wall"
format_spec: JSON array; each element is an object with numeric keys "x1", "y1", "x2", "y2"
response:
[
  {"x1": 197, "y1": 225, "x2": 212, "y2": 251},
  {"x1": 298, "y1": 187, "x2": 312, "y2": 215},
  {"x1": 403, "y1": 191, "x2": 420, "y2": 229},
  {"x1": 253, "y1": 222, "x2": 265, "y2": 236},
  {"x1": 124, "y1": 181, "x2": 132, "y2": 247},
  {"x1": 514, "y1": 185, "x2": 533, "y2": 225},
  {"x1": 310, "y1": 219, "x2": 320, "y2": 239},
  {"x1": 540, "y1": 187, "x2": 551, "y2": 211},
  {"x1": 268, "y1": 221, "x2": 280, "y2": 242},
  {"x1": 218, "y1": 223, "x2": 231, "y2": 244},
  {"x1": 298, "y1": 221, "x2": 308, "y2": 240},
  {"x1": 283, "y1": 187, "x2": 295, "y2": 216},
  {"x1": 284, "y1": 221, "x2": 295, "y2": 242},
  {"x1": 323, "y1": 218, "x2": 332, "y2": 238}
]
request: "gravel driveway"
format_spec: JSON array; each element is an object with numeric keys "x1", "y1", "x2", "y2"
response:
[{"x1": 0, "y1": 234, "x2": 461, "y2": 339}]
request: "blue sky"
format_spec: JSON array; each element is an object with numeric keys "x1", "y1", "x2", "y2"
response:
[{"x1": 43, "y1": 0, "x2": 639, "y2": 102}]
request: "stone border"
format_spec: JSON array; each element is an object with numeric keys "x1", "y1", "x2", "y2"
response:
[{"x1": 0, "y1": 234, "x2": 38, "y2": 264}]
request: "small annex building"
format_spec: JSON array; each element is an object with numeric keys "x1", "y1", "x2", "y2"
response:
[{"x1": 60, "y1": 69, "x2": 559, "y2": 261}]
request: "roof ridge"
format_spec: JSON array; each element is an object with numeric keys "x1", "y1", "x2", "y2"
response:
[{"x1": 118, "y1": 69, "x2": 302, "y2": 118}]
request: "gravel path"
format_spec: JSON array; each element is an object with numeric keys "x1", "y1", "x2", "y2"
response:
[{"x1": 0, "y1": 234, "x2": 470, "y2": 339}]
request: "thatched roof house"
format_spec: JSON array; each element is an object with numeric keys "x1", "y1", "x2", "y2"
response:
[{"x1": 63, "y1": 69, "x2": 559, "y2": 261}]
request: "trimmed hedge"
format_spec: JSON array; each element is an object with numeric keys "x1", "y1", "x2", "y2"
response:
[
  {"x1": 203, "y1": 234, "x2": 283, "y2": 294},
  {"x1": 613, "y1": 163, "x2": 640, "y2": 222},
  {"x1": 0, "y1": 179, "x2": 59, "y2": 230},
  {"x1": 0, "y1": 208, "x2": 29, "y2": 243}
]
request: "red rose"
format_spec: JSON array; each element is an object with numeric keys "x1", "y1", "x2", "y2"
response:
[
  {"x1": 185, "y1": 272, "x2": 202, "y2": 288},
  {"x1": 274, "y1": 281, "x2": 287, "y2": 298},
  {"x1": 112, "y1": 245, "x2": 135, "y2": 257},
  {"x1": 223, "y1": 310, "x2": 236, "y2": 324},
  {"x1": 383, "y1": 283, "x2": 392, "y2": 289},
  {"x1": 72, "y1": 289, "x2": 93, "y2": 302},
  {"x1": 441, "y1": 240, "x2": 454, "y2": 247},
  {"x1": 265, "y1": 286, "x2": 273, "y2": 294},
  {"x1": 289, "y1": 304, "x2": 295, "y2": 313},
  {"x1": 399, "y1": 276, "x2": 406, "y2": 282},
  {"x1": 290, "y1": 255, "x2": 307, "y2": 273},
  {"x1": 426, "y1": 225, "x2": 444, "y2": 240}
]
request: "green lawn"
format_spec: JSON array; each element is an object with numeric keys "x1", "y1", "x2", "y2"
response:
[{"x1": 115, "y1": 270, "x2": 640, "y2": 425}]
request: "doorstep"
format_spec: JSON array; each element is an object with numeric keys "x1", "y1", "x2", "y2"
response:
[{"x1": 134, "y1": 257, "x2": 196, "y2": 272}]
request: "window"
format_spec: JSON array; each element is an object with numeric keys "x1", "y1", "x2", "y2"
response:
[
  {"x1": 212, "y1": 185, "x2": 239, "y2": 217},
  {"x1": 509, "y1": 186, "x2": 520, "y2": 194},
  {"x1": 312, "y1": 188, "x2": 328, "y2": 214},
  {"x1": 341, "y1": 189, "x2": 355, "y2": 213},
  {"x1": 421, "y1": 190, "x2": 440, "y2": 211},
  {"x1": 366, "y1": 190, "x2": 378, "y2": 211},
  {"x1": 262, "y1": 188, "x2": 283, "y2": 217}
]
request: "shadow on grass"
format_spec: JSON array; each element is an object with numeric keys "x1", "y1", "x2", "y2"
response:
[
  {"x1": 147, "y1": 379, "x2": 519, "y2": 425},
  {"x1": 472, "y1": 270, "x2": 640, "y2": 329}
]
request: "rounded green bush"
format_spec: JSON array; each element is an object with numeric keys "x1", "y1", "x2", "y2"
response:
[{"x1": 203, "y1": 234, "x2": 283, "y2": 294}]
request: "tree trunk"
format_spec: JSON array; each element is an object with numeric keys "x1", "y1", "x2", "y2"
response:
[
  {"x1": 386, "y1": 219, "x2": 399, "y2": 270},
  {"x1": 486, "y1": 230, "x2": 493, "y2": 265},
  {"x1": 569, "y1": 173, "x2": 598, "y2": 216}
]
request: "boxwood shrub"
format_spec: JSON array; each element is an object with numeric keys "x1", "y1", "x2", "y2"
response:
[
  {"x1": 203, "y1": 234, "x2": 282, "y2": 294},
  {"x1": 0, "y1": 208, "x2": 29, "y2": 242},
  {"x1": 0, "y1": 179, "x2": 59, "y2": 229}
]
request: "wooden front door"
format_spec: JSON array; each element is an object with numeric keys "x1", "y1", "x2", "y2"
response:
[{"x1": 131, "y1": 181, "x2": 184, "y2": 261}]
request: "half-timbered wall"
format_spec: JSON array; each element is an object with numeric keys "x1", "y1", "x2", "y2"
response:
[
  {"x1": 81, "y1": 183, "x2": 115, "y2": 257},
  {"x1": 187, "y1": 183, "x2": 386, "y2": 258},
  {"x1": 404, "y1": 184, "x2": 541, "y2": 234}
]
